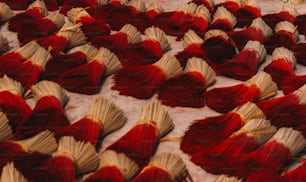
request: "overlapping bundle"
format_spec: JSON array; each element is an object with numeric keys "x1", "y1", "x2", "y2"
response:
[
  {"x1": 234, "y1": 0, "x2": 261, "y2": 27},
  {"x1": 209, "y1": 6, "x2": 237, "y2": 32}
]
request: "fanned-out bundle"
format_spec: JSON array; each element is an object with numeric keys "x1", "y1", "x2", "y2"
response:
[
  {"x1": 18, "y1": 12, "x2": 65, "y2": 44},
  {"x1": 156, "y1": 3, "x2": 198, "y2": 36},
  {"x1": 281, "y1": 159, "x2": 306, "y2": 181},
  {"x1": 55, "y1": 96, "x2": 126, "y2": 146},
  {"x1": 59, "y1": 0, "x2": 107, "y2": 15},
  {"x1": 146, "y1": 0, "x2": 163, "y2": 19},
  {"x1": 67, "y1": 7, "x2": 110, "y2": 40},
  {"x1": 282, "y1": 75, "x2": 306, "y2": 94},
  {"x1": 91, "y1": 24, "x2": 141, "y2": 50},
  {"x1": 58, "y1": 47, "x2": 121, "y2": 94},
  {"x1": 13, "y1": 45, "x2": 51, "y2": 90},
  {"x1": 107, "y1": 101, "x2": 174, "y2": 168},
  {"x1": 14, "y1": 81, "x2": 70, "y2": 140},
  {"x1": 8, "y1": 0, "x2": 48, "y2": 32},
  {"x1": 158, "y1": 57, "x2": 216, "y2": 108},
  {"x1": 218, "y1": 40, "x2": 267, "y2": 81},
  {"x1": 177, "y1": 5, "x2": 211, "y2": 40},
  {"x1": 0, "y1": 0, "x2": 30, "y2": 10},
  {"x1": 0, "y1": 112, "x2": 12, "y2": 142},
  {"x1": 209, "y1": 6, "x2": 237, "y2": 32},
  {"x1": 191, "y1": 0, "x2": 215, "y2": 14},
  {"x1": 201, "y1": 29, "x2": 238, "y2": 65},
  {"x1": 112, "y1": 55, "x2": 183, "y2": 99},
  {"x1": 0, "y1": 41, "x2": 39, "y2": 77},
  {"x1": 216, "y1": 0, "x2": 242, "y2": 13},
  {"x1": 264, "y1": 47, "x2": 296, "y2": 89},
  {"x1": 0, "y1": 33, "x2": 9, "y2": 55},
  {"x1": 238, "y1": 127, "x2": 306, "y2": 178},
  {"x1": 42, "y1": 44, "x2": 97, "y2": 81},
  {"x1": 256, "y1": 84, "x2": 306, "y2": 135},
  {"x1": 181, "y1": 102, "x2": 264, "y2": 156},
  {"x1": 191, "y1": 118, "x2": 276, "y2": 177},
  {"x1": 206, "y1": 71, "x2": 277, "y2": 113},
  {"x1": 176, "y1": 30, "x2": 208, "y2": 68},
  {"x1": 262, "y1": 4, "x2": 298, "y2": 29},
  {"x1": 228, "y1": 17, "x2": 272, "y2": 50},
  {"x1": 84, "y1": 150, "x2": 139, "y2": 182},
  {"x1": 264, "y1": 21, "x2": 299, "y2": 54},
  {"x1": 214, "y1": 175, "x2": 242, "y2": 182},
  {"x1": 31, "y1": 136, "x2": 99, "y2": 182},
  {"x1": 234, "y1": 0, "x2": 261, "y2": 27},
  {"x1": 118, "y1": 26, "x2": 170, "y2": 67},
  {"x1": 36, "y1": 22, "x2": 87, "y2": 54},
  {"x1": 132, "y1": 153, "x2": 189, "y2": 182},
  {"x1": 0, "y1": 131, "x2": 57, "y2": 178},
  {"x1": 0, "y1": 76, "x2": 32, "y2": 133},
  {"x1": 0, "y1": 3, "x2": 14, "y2": 23},
  {"x1": 0, "y1": 163, "x2": 28, "y2": 182},
  {"x1": 295, "y1": 13, "x2": 306, "y2": 36}
]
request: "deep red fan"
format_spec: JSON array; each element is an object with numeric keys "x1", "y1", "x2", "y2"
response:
[
  {"x1": 209, "y1": 6, "x2": 237, "y2": 32},
  {"x1": 282, "y1": 75, "x2": 306, "y2": 94},
  {"x1": 58, "y1": 47, "x2": 121, "y2": 95},
  {"x1": 293, "y1": 43, "x2": 306, "y2": 66},
  {"x1": 215, "y1": 0, "x2": 241, "y2": 13},
  {"x1": 181, "y1": 102, "x2": 265, "y2": 155},
  {"x1": 264, "y1": 21, "x2": 299, "y2": 54},
  {"x1": 191, "y1": 118, "x2": 276, "y2": 177},
  {"x1": 112, "y1": 55, "x2": 183, "y2": 99},
  {"x1": 228, "y1": 17, "x2": 272, "y2": 50},
  {"x1": 14, "y1": 81, "x2": 70, "y2": 140},
  {"x1": 206, "y1": 71, "x2": 277, "y2": 113},
  {"x1": 264, "y1": 47, "x2": 296, "y2": 89},
  {"x1": 234, "y1": 0, "x2": 261, "y2": 27},
  {"x1": 218, "y1": 40, "x2": 266, "y2": 81},
  {"x1": 146, "y1": 0, "x2": 163, "y2": 19},
  {"x1": 238, "y1": 127, "x2": 306, "y2": 178},
  {"x1": 84, "y1": 150, "x2": 139, "y2": 182},
  {"x1": 107, "y1": 101, "x2": 174, "y2": 168},
  {"x1": 281, "y1": 159, "x2": 306, "y2": 182},
  {"x1": 295, "y1": 14, "x2": 306, "y2": 36},
  {"x1": 246, "y1": 169, "x2": 281, "y2": 182},
  {"x1": 158, "y1": 57, "x2": 216, "y2": 108}
]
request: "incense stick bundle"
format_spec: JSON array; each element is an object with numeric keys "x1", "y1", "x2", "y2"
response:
[
  {"x1": 132, "y1": 153, "x2": 188, "y2": 182},
  {"x1": 239, "y1": 127, "x2": 306, "y2": 178},
  {"x1": 218, "y1": 40, "x2": 267, "y2": 81},
  {"x1": 0, "y1": 33, "x2": 9, "y2": 54},
  {"x1": 13, "y1": 46, "x2": 51, "y2": 90},
  {"x1": 60, "y1": 0, "x2": 107, "y2": 15},
  {"x1": 0, "y1": 3, "x2": 14, "y2": 23},
  {"x1": 0, "y1": 131, "x2": 57, "y2": 175},
  {"x1": 36, "y1": 22, "x2": 87, "y2": 54},
  {"x1": 0, "y1": 163, "x2": 28, "y2": 182},
  {"x1": 214, "y1": 175, "x2": 242, "y2": 182},
  {"x1": 234, "y1": 0, "x2": 261, "y2": 27},
  {"x1": 264, "y1": 47, "x2": 296, "y2": 89},
  {"x1": 0, "y1": 112, "x2": 12, "y2": 142},
  {"x1": 14, "y1": 81, "x2": 70, "y2": 140},
  {"x1": 176, "y1": 30, "x2": 209, "y2": 68},
  {"x1": 67, "y1": 7, "x2": 110, "y2": 40},
  {"x1": 112, "y1": 55, "x2": 183, "y2": 99},
  {"x1": 0, "y1": 41, "x2": 39, "y2": 78},
  {"x1": 18, "y1": 12, "x2": 65, "y2": 44},
  {"x1": 256, "y1": 84, "x2": 306, "y2": 136},
  {"x1": 262, "y1": 4, "x2": 298, "y2": 29},
  {"x1": 229, "y1": 17, "x2": 272, "y2": 50},
  {"x1": 181, "y1": 102, "x2": 264, "y2": 155},
  {"x1": 0, "y1": 0, "x2": 30, "y2": 10},
  {"x1": 84, "y1": 150, "x2": 139, "y2": 182},
  {"x1": 209, "y1": 6, "x2": 237, "y2": 32},
  {"x1": 264, "y1": 21, "x2": 299, "y2": 54},
  {"x1": 146, "y1": 0, "x2": 163, "y2": 19},
  {"x1": 206, "y1": 71, "x2": 277, "y2": 113},
  {"x1": 191, "y1": 118, "x2": 276, "y2": 176},
  {"x1": 158, "y1": 57, "x2": 216, "y2": 108},
  {"x1": 91, "y1": 24, "x2": 141, "y2": 50},
  {"x1": 216, "y1": 0, "x2": 242, "y2": 13},
  {"x1": 43, "y1": 44, "x2": 97, "y2": 81},
  {"x1": 8, "y1": 0, "x2": 48, "y2": 32},
  {"x1": 281, "y1": 159, "x2": 306, "y2": 181},
  {"x1": 282, "y1": 75, "x2": 306, "y2": 94},
  {"x1": 31, "y1": 136, "x2": 99, "y2": 182},
  {"x1": 295, "y1": 13, "x2": 306, "y2": 36},
  {"x1": 58, "y1": 47, "x2": 121, "y2": 94},
  {"x1": 107, "y1": 101, "x2": 174, "y2": 168},
  {"x1": 177, "y1": 5, "x2": 211, "y2": 41},
  {"x1": 201, "y1": 29, "x2": 238, "y2": 65},
  {"x1": 55, "y1": 96, "x2": 126, "y2": 146},
  {"x1": 0, "y1": 76, "x2": 32, "y2": 133},
  {"x1": 191, "y1": 0, "x2": 215, "y2": 14}
]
